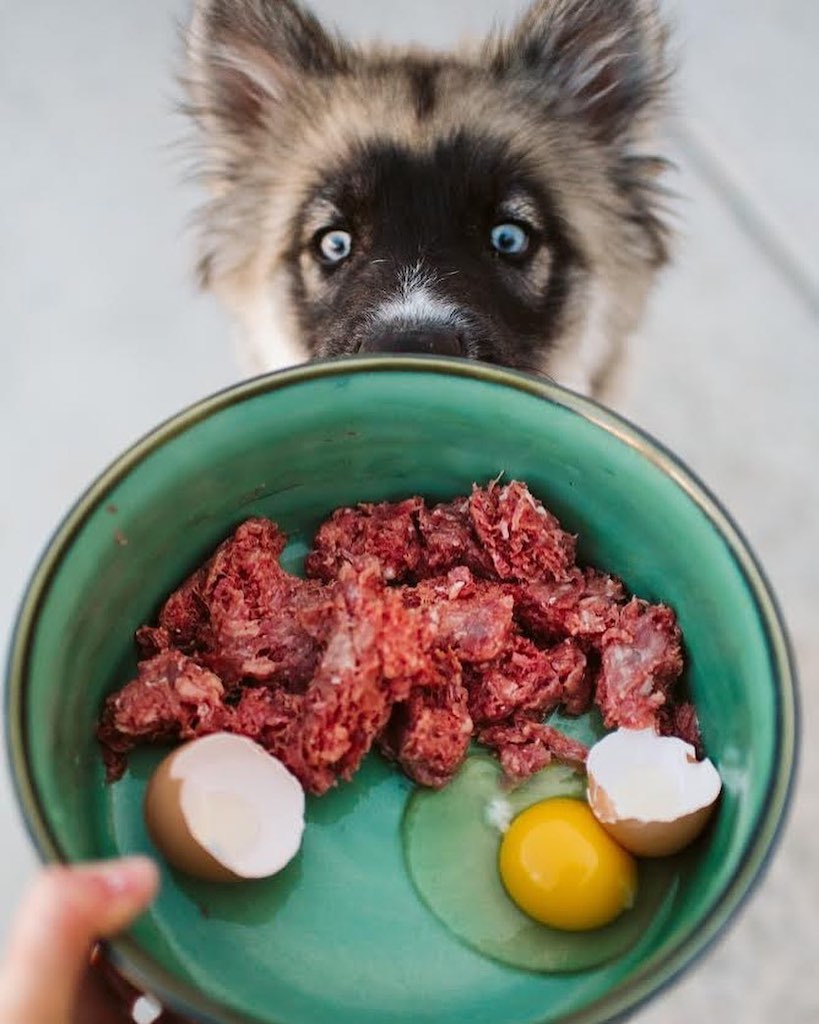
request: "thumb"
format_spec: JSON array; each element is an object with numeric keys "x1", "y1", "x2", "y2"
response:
[{"x1": 0, "y1": 856, "x2": 159, "y2": 1024}]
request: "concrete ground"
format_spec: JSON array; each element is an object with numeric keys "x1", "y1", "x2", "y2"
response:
[{"x1": 1, "y1": 1, "x2": 817, "y2": 1021}]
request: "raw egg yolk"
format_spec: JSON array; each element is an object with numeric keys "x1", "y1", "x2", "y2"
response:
[{"x1": 499, "y1": 797, "x2": 638, "y2": 932}]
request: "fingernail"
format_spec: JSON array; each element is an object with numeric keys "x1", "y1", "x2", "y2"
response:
[{"x1": 83, "y1": 857, "x2": 159, "y2": 901}]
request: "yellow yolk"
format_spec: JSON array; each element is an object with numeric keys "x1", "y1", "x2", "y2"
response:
[{"x1": 499, "y1": 797, "x2": 638, "y2": 932}]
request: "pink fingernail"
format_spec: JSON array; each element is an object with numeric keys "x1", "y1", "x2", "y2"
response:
[{"x1": 85, "y1": 857, "x2": 159, "y2": 899}]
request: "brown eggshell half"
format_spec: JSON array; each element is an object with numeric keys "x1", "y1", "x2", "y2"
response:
[
  {"x1": 588, "y1": 775, "x2": 719, "y2": 858},
  {"x1": 144, "y1": 746, "x2": 241, "y2": 883}
]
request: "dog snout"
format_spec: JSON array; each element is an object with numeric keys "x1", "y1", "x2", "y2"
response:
[{"x1": 359, "y1": 327, "x2": 464, "y2": 357}]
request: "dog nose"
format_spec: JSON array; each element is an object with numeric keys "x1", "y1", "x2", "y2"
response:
[{"x1": 359, "y1": 328, "x2": 464, "y2": 357}]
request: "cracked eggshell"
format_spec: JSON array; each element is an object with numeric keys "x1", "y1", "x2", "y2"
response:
[
  {"x1": 586, "y1": 728, "x2": 722, "y2": 858},
  {"x1": 144, "y1": 732, "x2": 305, "y2": 883}
]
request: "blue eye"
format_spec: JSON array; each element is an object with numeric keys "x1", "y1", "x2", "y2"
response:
[
  {"x1": 490, "y1": 223, "x2": 530, "y2": 257},
  {"x1": 317, "y1": 228, "x2": 353, "y2": 265}
]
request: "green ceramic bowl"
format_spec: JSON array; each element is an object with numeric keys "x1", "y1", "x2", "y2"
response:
[{"x1": 6, "y1": 357, "x2": 797, "y2": 1024}]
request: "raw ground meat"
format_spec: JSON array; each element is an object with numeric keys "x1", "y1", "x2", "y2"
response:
[
  {"x1": 141, "y1": 518, "x2": 333, "y2": 690},
  {"x1": 379, "y1": 652, "x2": 473, "y2": 788},
  {"x1": 306, "y1": 480, "x2": 577, "y2": 586},
  {"x1": 595, "y1": 599, "x2": 684, "y2": 730},
  {"x1": 98, "y1": 479, "x2": 700, "y2": 794},
  {"x1": 658, "y1": 701, "x2": 703, "y2": 758},
  {"x1": 97, "y1": 650, "x2": 229, "y2": 781},
  {"x1": 467, "y1": 635, "x2": 587, "y2": 725},
  {"x1": 229, "y1": 686, "x2": 304, "y2": 763},
  {"x1": 305, "y1": 498, "x2": 423, "y2": 583},
  {"x1": 562, "y1": 649, "x2": 597, "y2": 717},
  {"x1": 478, "y1": 719, "x2": 589, "y2": 781},
  {"x1": 468, "y1": 480, "x2": 576, "y2": 582},
  {"x1": 415, "y1": 499, "x2": 496, "y2": 579},
  {"x1": 404, "y1": 568, "x2": 515, "y2": 664},
  {"x1": 298, "y1": 564, "x2": 396, "y2": 794},
  {"x1": 514, "y1": 568, "x2": 626, "y2": 645}
]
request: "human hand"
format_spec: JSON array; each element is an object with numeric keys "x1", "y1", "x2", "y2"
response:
[{"x1": 0, "y1": 856, "x2": 184, "y2": 1023}]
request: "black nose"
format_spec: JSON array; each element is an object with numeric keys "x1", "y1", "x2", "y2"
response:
[{"x1": 359, "y1": 327, "x2": 464, "y2": 357}]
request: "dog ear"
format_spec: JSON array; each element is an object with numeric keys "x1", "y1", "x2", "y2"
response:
[
  {"x1": 490, "y1": 0, "x2": 668, "y2": 146},
  {"x1": 186, "y1": 0, "x2": 345, "y2": 136}
]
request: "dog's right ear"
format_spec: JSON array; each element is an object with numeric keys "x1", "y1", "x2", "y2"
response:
[{"x1": 185, "y1": 0, "x2": 345, "y2": 140}]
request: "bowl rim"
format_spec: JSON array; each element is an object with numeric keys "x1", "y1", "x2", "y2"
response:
[{"x1": 4, "y1": 355, "x2": 799, "y2": 1024}]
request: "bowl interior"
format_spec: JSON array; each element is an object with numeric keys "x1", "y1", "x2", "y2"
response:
[{"x1": 8, "y1": 360, "x2": 793, "y2": 1024}]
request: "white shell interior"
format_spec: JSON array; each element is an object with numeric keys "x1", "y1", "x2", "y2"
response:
[
  {"x1": 587, "y1": 728, "x2": 722, "y2": 823},
  {"x1": 172, "y1": 733, "x2": 305, "y2": 877}
]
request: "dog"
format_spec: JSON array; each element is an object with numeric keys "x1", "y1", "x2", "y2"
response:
[{"x1": 184, "y1": 0, "x2": 670, "y2": 400}]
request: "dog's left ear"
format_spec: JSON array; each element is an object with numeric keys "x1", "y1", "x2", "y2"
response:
[{"x1": 490, "y1": 0, "x2": 668, "y2": 147}]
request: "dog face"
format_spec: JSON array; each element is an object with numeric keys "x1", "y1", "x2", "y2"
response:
[
  {"x1": 186, "y1": 0, "x2": 670, "y2": 397},
  {"x1": 284, "y1": 131, "x2": 580, "y2": 370}
]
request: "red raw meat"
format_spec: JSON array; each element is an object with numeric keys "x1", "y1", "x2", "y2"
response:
[
  {"x1": 596, "y1": 599, "x2": 684, "y2": 729},
  {"x1": 468, "y1": 480, "x2": 576, "y2": 582},
  {"x1": 379, "y1": 651, "x2": 473, "y2": 788},
  {"x1": 515, "y1": 568, "x2": 625, "y2": 645},
  {"x1": 98, "y1": 480, "x2": 697, "y2": 795},
  {"x1": 377, "y1": 590, "x2": 437, "y2": 700},
  {"x1": 406, "y1": 568, "x2": 514, "y2": 664},
  {"x1": 201, "y1": 520, "x2": 330, "y2": 688},
  {"x1": 467, "y1": 635, "x2": 587, "y2": 725},
  {"x1": 478, "y1": 718, "x2": 589, "y2": 781},
  {"x1": 415, "y1": 499, "x2": 495, "y2": 578},
  {"x1": 156, "y1": 564, "x2": 211, "y2": 652},
  {"x1": 299, "y1": 564, "x2": 394, "y2": 794},
  {"x1": 561, "y1": 649, "x2": 597, "y2": 716},
  {"x1": 228, "y1": 686, "x2": 304, "y2": 775},
  {"x1": 305, "y1": 498, "x2": 423, "y2": 583},
  {"x1": 151, "y1": 519, "x2": 331, "y2": 689},
  {"x1": 658, "y1": 700, "x2": 704, "y2": 757},
  {"x1": 135, "y1": 624, "x2": 171, "y2": 658},
  {"x1": 96, "y1": 650, "x2": 228, "y2": 781}
]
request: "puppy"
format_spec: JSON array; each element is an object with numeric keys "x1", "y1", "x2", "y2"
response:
[{"x1": 184, "y1": 0, "x2": 670, "y2": 399}]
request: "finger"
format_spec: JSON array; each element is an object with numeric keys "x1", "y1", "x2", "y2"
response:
[{"x1": 0, "y1": 857, "x2": 159, "y2": 1024}]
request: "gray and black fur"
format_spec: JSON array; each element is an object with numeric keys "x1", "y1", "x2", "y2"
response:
[{"x1": 185, "y1": 0, "x2": 671, "y2": 398}]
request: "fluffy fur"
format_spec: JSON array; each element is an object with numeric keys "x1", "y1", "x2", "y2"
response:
[{"x1": 184, "y1": 0, "x2": 671, "y2": 398}]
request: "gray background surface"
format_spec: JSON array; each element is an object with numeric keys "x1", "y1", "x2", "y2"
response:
[{"x1": 1, "y1": 1, "x2": 817, "y2": 1021}]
